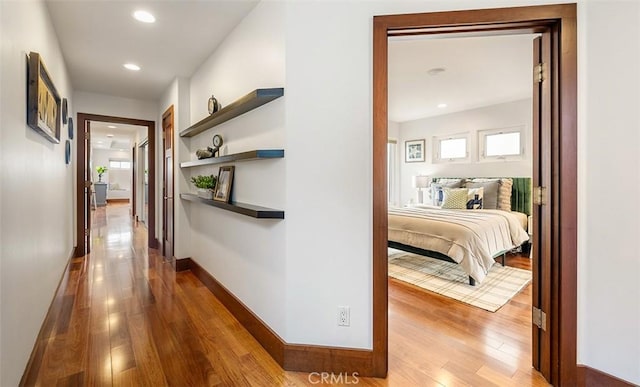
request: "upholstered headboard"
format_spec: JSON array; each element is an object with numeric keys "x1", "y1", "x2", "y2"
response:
[
  {"x1": 510, "y1": 178, "x2": 532, "y2": 216},
  {"x1": 431, "y1": 177, "x2": 532, "y2": 215}
]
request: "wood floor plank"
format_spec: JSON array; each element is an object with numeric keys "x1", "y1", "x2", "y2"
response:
[{"x1": 27, "y1": 203, "x2": 549, "y2": 386}]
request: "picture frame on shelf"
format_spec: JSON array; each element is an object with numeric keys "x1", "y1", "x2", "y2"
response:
[
  {"x1": 405, "y1": 139, "x2": 425, "y2": 162},
  {"x1": 213, "y1": 165, "x2": 235, "y2": 203},
  {"x1": 26, "y1": 51, "x2": 61, "y2": 144}
]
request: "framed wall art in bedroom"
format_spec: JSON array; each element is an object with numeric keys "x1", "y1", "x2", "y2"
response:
[{"x1": 405, "y1": 139, "x2": 425, "y2": 162}]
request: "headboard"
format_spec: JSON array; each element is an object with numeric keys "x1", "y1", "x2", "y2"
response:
[{"x1": 431, "y1": 177, "x2": 532, "y2": 216}]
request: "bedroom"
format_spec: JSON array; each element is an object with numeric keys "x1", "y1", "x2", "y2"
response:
[{"x1": 386, "y1": 32, "x2": 541, "y2": 381}]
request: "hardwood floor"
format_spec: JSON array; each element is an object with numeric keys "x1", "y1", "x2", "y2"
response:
[{"x1": 25, "y1": 204, "x2": 547, "y2": 386}]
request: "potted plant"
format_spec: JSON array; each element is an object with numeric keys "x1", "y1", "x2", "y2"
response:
[
  {"x1": 191, "y1": 174, "x2": 217, "y2": 199},
  {"x1": 96, "y1": 166, "x2": 107, "y2": 182}
]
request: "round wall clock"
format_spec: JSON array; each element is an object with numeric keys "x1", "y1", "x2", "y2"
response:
[
  {"x1": 68, "y1": 117, "x2": 74, "y2": 139},
  {"x1": 212, "y1": 134, "x2": 223, "y2": 148},
  {"x1": 208, "y1": 95, "x2": 221, "y2": 115}
]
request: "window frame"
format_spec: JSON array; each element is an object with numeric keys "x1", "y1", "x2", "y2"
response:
[
  {"x1": 478, "y1": 125, "x2": 525, "y2": 162},
  {"x1": 108, "y1": 159, "x2": 131, "y2": 169},
  {"x1": 432, "y1": 133, "x2": 470, "y2": 163}
]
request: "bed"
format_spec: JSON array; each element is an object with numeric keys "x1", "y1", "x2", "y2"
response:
[{"x1": 388, "y1": 177, "x2": 531, "y2": 285}]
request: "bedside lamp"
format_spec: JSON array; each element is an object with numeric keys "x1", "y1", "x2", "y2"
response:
[{"x1": 412, "y1": 175, "x2": 430, "y2": 204}]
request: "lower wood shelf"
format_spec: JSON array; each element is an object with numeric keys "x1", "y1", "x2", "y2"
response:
[{"x1": 180, "y1": 193, "x2": 284, "y2": 219}]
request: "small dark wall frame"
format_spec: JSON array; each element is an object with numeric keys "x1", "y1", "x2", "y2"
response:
[
  {"x1": 213, "y1": 165, "x2": 235, "y2": 203},
  {"x1": 68, "y1": 117, "x2": 74, "y2": 139},
  {"x1": 62, "y1": 98, "x2": 68, "y2": 124},
  {"x1": 65, "y1": 140, "x2": 71, "y2": 164},
  {"x1": 27, "y1": 52, "x2": 61, "y2": 144}
]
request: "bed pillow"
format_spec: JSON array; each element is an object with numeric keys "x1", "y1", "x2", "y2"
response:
[
  {"x1": 428, "y1": 178, "x2": 464, "y2": 206},
  {"x1": 465, "y1": 180, "x2": 499, "y2": 209},
  {"x1": 467, "y1": 178, "x2": 512, "y2": 211},
  {"x1": 441, "y1": 187, "x2": 469, "y2": 209},
  {"x1": 466, "y1": 187, "x2": 484, "y2": 209}
]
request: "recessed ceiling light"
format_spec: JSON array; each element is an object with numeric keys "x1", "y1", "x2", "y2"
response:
[
  {"x1": 437, "y1": 103, "x2": 447, "y2": 108},
  {"x1": 427, "y1": 67, "x2": 446, "y2": 76},
  {"x1": 123, "y1": 63, "x2": 141, "y2": 71},
  {"x1": 107, "y1": 134, "x2": 114, "y2": 138},
  {"x1": 96, "y1": 141, "x2": 103, "y2": 144},
  {"x1": 107, "y1": 125, "x2": 116, "y2": 129},
  {"x1": 133, "y1": 10, "x2": 155, "y2": 23}
]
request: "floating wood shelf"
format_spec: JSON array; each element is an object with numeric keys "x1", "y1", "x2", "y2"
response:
[
  {"x1": 180, "y1": 194, "x2": 284, "y2": 219},
  {"x1": 180, "y1": 149, "x2": 284, "y2": 168},
  {"x1": 179, "y1": 88, "x2": 284, "y2": 138}
]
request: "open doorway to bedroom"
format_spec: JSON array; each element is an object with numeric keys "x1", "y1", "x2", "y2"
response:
[
  {"x1": 385, "y1": 32, "x2": 541, "y2": 385},
  {"x1": 372, "y1": 5, "x2": 577, "y2": 385}
]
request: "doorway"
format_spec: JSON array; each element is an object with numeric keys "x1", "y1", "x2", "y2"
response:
[
  {"x1": 76, "y1": 113, "x2": 157, "y2": 256},
  {"x1": 372, "y1": 4, "x2": 577, "y2": 385}
]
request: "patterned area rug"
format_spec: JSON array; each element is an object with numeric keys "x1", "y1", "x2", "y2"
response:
[{"x1": 388, "y1": 252, "x2": 532, "y2": 312}]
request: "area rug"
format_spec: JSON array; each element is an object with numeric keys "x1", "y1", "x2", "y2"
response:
[{"x1": 388, "y1": 252, "x2": 532, "y2": 312}]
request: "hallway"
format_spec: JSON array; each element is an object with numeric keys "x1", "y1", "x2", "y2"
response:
[{"x1": 24, "y1": 204, "x2": 310, "y2": 386}]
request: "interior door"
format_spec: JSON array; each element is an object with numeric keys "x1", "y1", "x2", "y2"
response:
[
  {"x1": 162, "y1": 106, "x2": 174, "y2": 261},
  {"x1": 132, "y1": 145, "x2": 136, "y2": 220},
  {"x1": 84, "y1": 120, "x2": 92, "y2": 254},
  {"x1": 531, "y1": 34, "x2": 552, "y2": 380}
]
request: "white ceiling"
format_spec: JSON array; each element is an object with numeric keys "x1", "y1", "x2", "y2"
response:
[
  {"x1": 389, "y1": 34, "x2": 536, "y2": 123},
  {"x1": 44, "y1": 2, "x2": 533, "y2": 119},
  {"x1": 45, "y1": 0, "x2": 259, "y2": 101},
  {"x1": 91, "y1": 121, "x2": 143, "y2": 151}
]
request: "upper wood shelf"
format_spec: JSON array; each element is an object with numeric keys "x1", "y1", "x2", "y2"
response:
[
  {"x1": 179, "y1": 88, "x2": 284, "y2": 138},
  {"x1": 180, "y1": 149, "x2": 284, "y2": 168}
]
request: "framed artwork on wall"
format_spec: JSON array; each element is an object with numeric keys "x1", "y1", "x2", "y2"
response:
[
  {"x1": 405, "y1": 139, "x2": 425, "y2": 162},
  {"x1": 213, "y1": 165, "x2": 235, "y2": 203},
  {"x1": 26, "y1": 51, "x2": 61, "y2": 144}
]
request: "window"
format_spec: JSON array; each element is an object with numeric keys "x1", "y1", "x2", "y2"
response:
[
  {"x1": 479, "y1": 126, "x2": 524, "y2": 161},
  {"x1": 433, "y1": 134, "x2": 469, "y2": 163},
  {"x1": 387, "y1": 139, "x2": 398, "y2": 205},
  {"x1": 109, "y1": 159, "x2": 131, "y2": 169}
]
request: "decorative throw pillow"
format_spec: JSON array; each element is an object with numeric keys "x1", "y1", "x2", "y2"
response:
[
  {"x1": 466, "y1": 187, "x2": 484, "y2": 209},
  {"x1": 441, "y1": 187, "x2": 469, "y2": 209},
  {"x1": 428, "y1": 178, "x2": 464, "y2": 206},
  {"x1": 430, "y1": 184, "x2": 445, "y2": 206},
  {"x1": 468, "y1": 178, "x2": 513, "y2": 211},
  {"x1": 497, "y1": 178, "x2": 513, "y2": 211},
  {"x1": 465, "y1": 180, "x2": 500, "y2": 209}
]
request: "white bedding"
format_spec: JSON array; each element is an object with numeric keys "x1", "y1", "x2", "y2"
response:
[{"x1": 388, "y1": 206, "x2": 529, "y2": 284}]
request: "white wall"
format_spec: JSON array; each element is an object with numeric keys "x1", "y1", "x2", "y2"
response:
[
  {"x1": 579, "y1": 0, "x2": 640, "y2": 383},
  {"x1": 0, "y1": 1, "x2": 75, "y2": 385},
  {"x1": 183, "y1": 2, "x2": 288, "y2": 337},
  {"x1": 282, "y1": 0, "x2": 639, "y2": 383},
  {"x1": 92, "y1": 148, "x2": 132, "y2": 199},
  {"x1": 398, "y1": 99, "x2": 532, "y2": 205}
]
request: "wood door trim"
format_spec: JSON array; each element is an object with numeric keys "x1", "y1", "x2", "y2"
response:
[
  {"x1": 162, "y1": 105, "x2": 174, "y2": 260},
  {"x1": 75, "y1": 113, "x2": 157, "y2": 254},
  {"x1": 373, "y1": 4, "x2": 577, "y2": 384}
]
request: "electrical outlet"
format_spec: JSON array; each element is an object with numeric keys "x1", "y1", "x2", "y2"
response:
[{"x1": 338, "y1": 306, "x2": 350, "y2": 326}]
